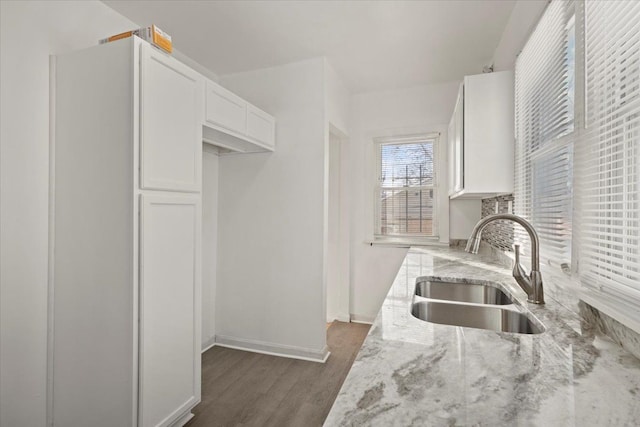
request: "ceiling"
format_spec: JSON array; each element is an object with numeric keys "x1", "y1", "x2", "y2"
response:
[{"x1": 103, "y1": 0, "x2": 516, "y2": 93}]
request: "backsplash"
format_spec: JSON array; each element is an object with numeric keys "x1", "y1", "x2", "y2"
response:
[{"x1": 480, "y1": 194, "x2": 515, "y2": 252}]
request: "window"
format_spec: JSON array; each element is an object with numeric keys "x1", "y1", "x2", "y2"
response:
[
  {"x1": 514, "y1": 0, "x2": 575, "y2": 268},
  {"x1": 375, "y1": 134, "x2": 437, "y2": 239},
  {"x1": 516, "y1": 0, "x2": 640, "y2": 330},
  {"x1": 576, "y1": 0, "x2": 640, "y2": 326}
]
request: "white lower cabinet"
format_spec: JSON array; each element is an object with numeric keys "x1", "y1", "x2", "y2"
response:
[
  {"x1": 140, "y1": 195, "x2": 201, "y2": 427},
  {"x1": 51, "y1": 37, "x2": 201, "y2": 427}
]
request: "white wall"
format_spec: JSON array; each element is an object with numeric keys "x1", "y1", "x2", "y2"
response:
[
  {"x1": 202, "y1": 146, "x2": 219, "y2": 350},
  {"x1": 348, "y1": 82, "x2": 465, "y2": 321},
  {"x1": 325, "y1": 61, "x2": 350, "y2": 136},
  {"x1": 0, "y1": 2, "x2": 137, "y2": 426},
  {"x1": 216, "y1": 58, "x2": 328, "y2": 360},
  {"x1": 492, "y1": 0, "x2": 547, "y2": 71},
  {"x1": 450, "y1": 199, "x2": 482, "y2": 239}
]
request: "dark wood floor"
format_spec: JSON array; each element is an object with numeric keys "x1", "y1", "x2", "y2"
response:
[{"x1": 186, "y1": 321, "x2": 371, "y2": 427}]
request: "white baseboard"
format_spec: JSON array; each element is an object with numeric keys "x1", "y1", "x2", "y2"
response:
[
  {"x1": 201, "y1": 336, "x2": 216, "y2": 353},
  {"x1": 215, "y1": 334, "x2": 330, "y2": 363},
  {"x1": 327, "y1": 313, "x2": 351, "y2": 323},
  {"x1": 350, "y1": 313, "x2": 375, "y2": 324},
  {"x1": 170, "y1": 412, "x2": 194, "y2": 427}
]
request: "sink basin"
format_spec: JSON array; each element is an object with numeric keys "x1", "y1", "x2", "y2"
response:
[
  {"x1": 411, "y1": 300, "x2": 544, "y2": 334},
  {"x1": 415, "y1": 279, "x2": 513, "y2": 305}
]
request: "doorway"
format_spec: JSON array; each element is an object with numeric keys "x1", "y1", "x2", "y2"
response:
[{"x1": 326, "y1": 129, "x2": 349, "y2": 323}]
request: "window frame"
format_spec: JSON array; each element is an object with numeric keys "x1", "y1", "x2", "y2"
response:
[{"x1": 373, "y1": 133, "x2": 439, "y2": 241}]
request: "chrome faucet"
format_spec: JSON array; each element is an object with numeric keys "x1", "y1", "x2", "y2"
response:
[{"x1": 465, "y1": 213, "x2": 544, "y2": 304}]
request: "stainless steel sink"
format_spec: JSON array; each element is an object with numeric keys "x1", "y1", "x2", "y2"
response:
[
  {"x1": 415, "y1": 279, "x2": 513, "y2": 305},
  {"x1": 411, "y1": 300, "x2": 544, "y2": 334}
]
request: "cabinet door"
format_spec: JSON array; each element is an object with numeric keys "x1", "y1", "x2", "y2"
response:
[
  {"x1": 453, "y1": 84, "x2": 464, "y2": 193},
  {"x1": 139, "y1": 194, "x2": 201, "y2": 427},
  {"x1": 205, "y1": 80, "x2": 247, "y2": 134},
  {"x1": 448, "y1": 117, "x2": 456, "y2": 196},
  {"x1": 246, "y1": 104, "x2": 275, "y2": 149},
  {"x1": 141, "y1": 43, "x2": 203, "y2": 192}
]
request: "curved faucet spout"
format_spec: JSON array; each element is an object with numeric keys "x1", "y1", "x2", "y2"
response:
[{"x1": 464, "y1": 214, "x2": 544, "y2": 304}]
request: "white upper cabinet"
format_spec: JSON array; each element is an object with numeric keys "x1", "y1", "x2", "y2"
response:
[
  {"x1": 449, "y1": 71, "x2": 514, "y2": 199},
  {"x1": 449, "y1": 84, "x2": 464, "y2": 196},
  {"x1": 205, "y1": 80, "x2": 247, "y2": 133},
  {"x1": 203, "y1": 79, "x2": 276, "y2": 153},
  {"x1": 246, "y1": 104, "x2": 275, "y2": 148},
  {"x1": 141, "y1": 44, "x2": 204, "y2": 192}
]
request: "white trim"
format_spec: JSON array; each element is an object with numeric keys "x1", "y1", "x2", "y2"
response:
[
  {"x1": 374, "y1": 132, "x2": 441, "y2": 145},
  {"x1": 132, "y1": 38, "x2": 141, "y2": 427},
  {"x1": 580, "y1": 291, "x2": 640, "y2": 335},
  {"x1": 365, "y1": 239, "x2": 447, "y2": 248},
  {"x1": 201, "y1": 337, "x2": 216, "y2": 354},
  {"x1": 349, "y1": 314, "x2": 375, "y2": 325},
  {"x1": 46, "y1": 55, "x2": 56, "y2": 427},
  {"x1": 327, "y1": 314, "x2": 351, "y2": 323},
  {"x1": 214, "y1": 335, "x2": 330, "y2": 363},
  {"x1": 325, "y1": 127, "x2": 351, "y2": 342},
  {"x1": 169, "y1": 411, "x2": 194, "y2": 427}
]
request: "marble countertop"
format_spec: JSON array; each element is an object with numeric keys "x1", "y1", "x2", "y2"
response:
[{"x1": 324, "y1": 247, "x2": 640, "y2": 426}]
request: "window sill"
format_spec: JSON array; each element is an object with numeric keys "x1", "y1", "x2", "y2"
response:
[
  {"x1": 365, "y1": 236, "x2": 447, "y2": 248},
  {"x1": 580, "y1": 289, "x2": 640, "y2": 335}
]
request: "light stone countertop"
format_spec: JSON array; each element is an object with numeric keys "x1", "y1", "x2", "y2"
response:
[{"x1": 324, "y1": 247, "x2": 640, "y2": 427}]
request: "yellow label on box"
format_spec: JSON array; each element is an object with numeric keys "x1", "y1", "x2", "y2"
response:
[{"x1": 151, "y1": 25, "x2": 172, "y2": 53}]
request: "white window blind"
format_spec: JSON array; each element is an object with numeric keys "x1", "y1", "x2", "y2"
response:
[
  {"x1": 375, "y1": 135, "x2": 437, "y2": 238},
  {"x1": 514, "y1": 0, "x2": 576, "y2": 267},
  {"x1": 577, "y1": 0, "x2": 640, "y2": 310}
]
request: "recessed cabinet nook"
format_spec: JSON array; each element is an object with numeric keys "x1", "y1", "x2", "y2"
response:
[
  {"x1": 50, "y1": 36, "x2": 275, "y2": 427},
  {"x1": 448, "y1": 70, "x2": 514, "y2": 199}
]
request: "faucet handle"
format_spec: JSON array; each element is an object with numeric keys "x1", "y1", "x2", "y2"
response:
[
  {"x1": 512, "y1": 244, "x2": 525, "y2": 277},
  {"x1": 512, "y1": 244, "x2": 534, "y2": 297}
]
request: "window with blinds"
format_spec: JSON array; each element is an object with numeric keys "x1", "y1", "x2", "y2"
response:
[
  {"x1": 577, "y1": 0, "x2": 640, "y2": 316},
  {"x1": 375, "y1": 135, "x2": 437, "y2": 238},
  {"x1": 514, "y1": 0, "x2": 575, "y2": 268},
  {"x1": 515, "y1": 0, "x2": 640, "y2": 330}
]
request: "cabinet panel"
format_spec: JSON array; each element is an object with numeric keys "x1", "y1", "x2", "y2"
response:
[
  {"x1": 139, "y1": 194, "x2": 201, "y2": 427},
  {"x1": 452, "y1": 84, "x2": 464, "y2": 194},
  {"x1": 246, "y1": 104, "x2": 275, "y2": 148},
  {"x1": 449, "y1": 71, "x2": 514, "y2": 199},
  {"x1": 52, "y1": 38, "x2": 137, "y2": 427},
  {"x1": 205, "y1": 81, "x2": 247, "y2": 134},
  {"x1": 141, "y1": 44, "x2": 203, "y2": 192},
  {"x1": 448, "y1": 117, "x2": 455, "y2": 196}
]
